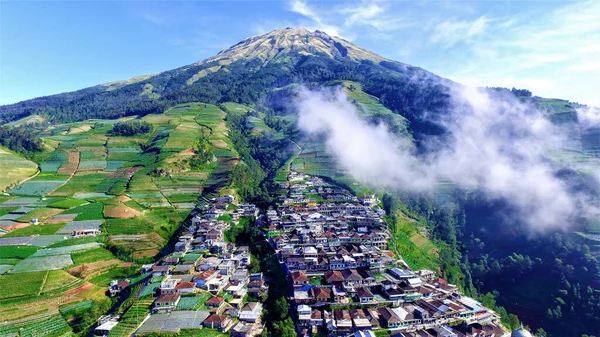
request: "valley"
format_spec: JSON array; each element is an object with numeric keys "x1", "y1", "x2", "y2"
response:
[{"x1": 0, "y1": 27, "x2": 598, "y2": 337}]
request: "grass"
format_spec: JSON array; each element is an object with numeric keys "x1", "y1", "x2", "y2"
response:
[
  {"x1": 89, "y1": 267, "x2": 136, "y2": 287},
  {"x1": 0, "y1": 146, "x2": 38, "y2": 192},
  {"x1": 63, "y1": 201, "x2": 104, "y2": 220},
  {"x1": 0, "y1": 206, "x2": 19, "y2": 217},
  {"x1": 46, "y1": 235, "x2": 104, "y2": 248},
  {"x1": 71, "y1": 247, "x2": 116, "y2": 266},
  {"x1": 48, "y1": 198, "x2": 88, "y2": 209},
  {"x1": 41, "y1": 269, "x2": 83, "y2": 293},
  {"x1": 0, "y1": 271, "x2": 47, "y2": 299},
  {"x1": 389, "y1": 214, "x2": 439, "y2": 271},
  {"x1": 16, "y1": 207, "x2": 64, "y2": 222},
  {"x1": 0, "y1": 245, "x2": 39, "y2": 259},
  {"x1": 1, "y1": 223, "x2": 63, "y2": 237},
  {"x1": 51, "y1": 172, "x2": 108, "y2": 197}
]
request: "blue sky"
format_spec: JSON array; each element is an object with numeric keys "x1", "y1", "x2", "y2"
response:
[{"x1": 1, "y1": 0, "x2": 598, "y2": 106}]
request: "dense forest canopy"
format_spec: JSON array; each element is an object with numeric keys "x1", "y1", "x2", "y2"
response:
[
  {"x1": 0, "y1": 126, "x2": 44, "y2": 154},
  {"x1": 109, "y1": 120, "x2": 152, "y2": 136}
]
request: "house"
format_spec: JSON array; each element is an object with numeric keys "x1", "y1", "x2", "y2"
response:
[
  {"x1": 162, "y1": 257, "x2": 180, "y2": 265},
  {"x1": 175, "y1": 281, "x2": 196, "y2": 294},
  {"x1": 312, "y1": 287, "x2": 332, "y2": 304},
  {"x1": 350, "y1": 309, "x2": 372, "y2": 331},
  {"x1": 160, "y1": 278, "x2": 178, "y2": 294},
  {"x1": 153, "y1": 293, "x2": 180, "y2": 313},
  {"x1": 94, "y1": 321, "x2": 118, "y2": 336},
  {"x1": 173, "y1": 264, "x2": 194, "y2": 275},
  {"x1": 356, "y1": 287, "x2": 375, "y2": 303},
  {"x1": 109, "y1": 279, "x2": 130, "y2": 297},
  {"x1": 378, "y1": 307, "x2": 402, "y2": 328},
  {"x1": 72, "y1": 229, "x2": 101, "y2": 237},
  {"x1": 311, "y1": 309, "x2": 323, "y2": 326},
  {"x1": 203, "y1": 314, "x2": 232, "y2": 331},
  {"x1": 194, "y1": 270, "x2": 218, "y2": 288},
  {"x1": 298, "y1": 304, "x2": 312, "y2": 326},
  {"x1": 205, "y1": 296, "x2": 226, "y2": 312},
  {"x1": 239, "y1": 302, "x2": 263, "y2": 323},
  {"x1": 231, "y1": 322, "x2": 255, "y2": 337},
  {"x1": 226, "y1": 280, "x2": 247, "y2": 298},
  {"x1": 152, "y1": 265, "x2": 172, "y2": 277},
  {"x1": 334, "y1": 310, "x2": 353, "y2": 335},
  {"x1": 291, "y1": 271, "x2": 309, "y2": 287},
  {"x1": 324, "y1": 270, "x2": 345, "y2": 283}
]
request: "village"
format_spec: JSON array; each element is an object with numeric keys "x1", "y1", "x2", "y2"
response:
[
  {"x1": 266, "y1": 171, "x2": 508, "y2": 337},
  {"x1": 99, "y1": 170, "x2": 509, "y2": 337}
]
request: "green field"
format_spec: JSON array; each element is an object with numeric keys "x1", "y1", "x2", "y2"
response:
[
  {"x1": 0, "y1": 147, "x2": 38, "y2": 192},
  {"x1": 1, "y1": 223, "x2": 63, "y2": 237},
  {"x1": 0, "y1": 101, "x2": 242, "y2": 330},
  {"x1": 0, "y1": 271, "x2": 47, "y2": 299},
  {"x1": 71, "y1": 247, "x2": 116, "y2": 266}
]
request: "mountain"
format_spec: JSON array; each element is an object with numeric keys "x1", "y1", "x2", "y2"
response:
[
  {"x1": 2, "y1": 27, "x2": 600, "y2": 336},
  {"x1": 0, "y1": 27, "x2": 452, "y2": 142}
]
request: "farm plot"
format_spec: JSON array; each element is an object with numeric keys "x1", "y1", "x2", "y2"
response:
[
  {"x1": 138, "y1": 310, "x2": 209, "y2": 333},
  {"x1": 0, "y1": 147, "x2": 38, "y2": 192},
  {"x1": 0, "y1": 270, "x2": 47, "y2": 298},
  {"x1": 105, "y1": 160, "x2": 127, "y2": 171},
  {"x1": 2, "y1": 223, "x2": 63, "y2": 238},
  {"x1": 0, "y1": 314, "x2": 72, "y2": 337},
  {"x1": 59, "y1": 299, "x2": 93, "y2": 315},
  {"x1": 10, "y1": 254, "x2": 73, "y2": 273},
  {"x1": 57, "y1": 150, "x2": 79, "y2": 175},
  {"x1": 176, "y1": 293, "x2": 211, "y2": 310},
  {"x1": 32, "y1": 242, "x2": 102, "y2": 257},
  {"x1": 0, "y1": 236, "x2": 36, "y2": 246},
  {"x1": 51, "y1": 172, "x2": 108, "y2": 197},
  {"x1": 7, "y1": 179, "x2": 67, "y2": 196},
  {"x1": 39, "y1": 151, "x2": 68, "y2": 174},
  {"x1": 0, "y1": 197, "x2": 38, "y2": 207},
  {"x1": 104, "y1": 203, "x2": 143, "y2": 218},
  {"x1": 48, "y1": 198, "x2": 88, "y2": 209},
  {"x1": 78, "y1": 160, "x2": 107, "y2": 171},
  {"x1": 28, "y1": 235, "x2": 67, "y2": 247},
  {"x1": 45, "y1": 213, "x2": 78, "y2": 224},
  {"x1": 41, "y1": 269, "x2": 84, "y2": 294},
  {"x1": 57, "y1": 220, "x2": 102, "y2": 234},
  {"x1": 15, "y1": 207, "x2": 64, "y2": 222},
  {"x1": 63, "y1": 202, "x2": 104, "y2": 220}
]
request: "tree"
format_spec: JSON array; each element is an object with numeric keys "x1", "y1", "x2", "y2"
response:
[
  {"x1": 274, "y1": 296, "x2": 290, "y2": 320},
  {"x1": 507, "y1": 314, "x2": 520, "y2": 330},
  {"x1": 272, "y1": 317, "x2": 296, "y2": 337}
]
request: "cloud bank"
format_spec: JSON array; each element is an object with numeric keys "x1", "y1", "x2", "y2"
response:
[{"x1": 296, "y1": 86, "x2": 586, "y2": 229}]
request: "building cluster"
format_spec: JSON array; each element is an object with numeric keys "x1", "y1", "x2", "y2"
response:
[
  {"x1": 268, "y1": 171, "x2": 507, "y2": 337},
  {"x1": 101, "y1": 196, "x2": 266, "y2": 337}
]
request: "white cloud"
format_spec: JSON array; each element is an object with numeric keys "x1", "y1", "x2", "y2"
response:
[
  {"x1": 430, "y1": 16, "x2": 489, "y2": 47},
  {"x1": 438, "y1": 0, "x2": 600, "y2": 106},
  {"x1": 296, "y1": 85, "x2": 586, "y2": 230},
  {"x1": 288, "y1": 0, "x2": 343, "y2": 37}
]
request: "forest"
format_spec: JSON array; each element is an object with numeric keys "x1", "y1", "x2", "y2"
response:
[
  {"x1": 109, "y1": 120, "x2": 152, "y2": 136},
  {"x1": 0, "y1": 125, "x2": 44, "y2": 154}
]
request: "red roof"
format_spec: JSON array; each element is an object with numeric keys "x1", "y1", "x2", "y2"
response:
[
  {"x1": 175, "y1": 282, "x2": 195, "y2": 290},
  {"x1": 156, "y1": 293, "x2": 180, "y2": 304},
  {"x1": 206, "y1": 296, "x2": 225, "y2": 306}
]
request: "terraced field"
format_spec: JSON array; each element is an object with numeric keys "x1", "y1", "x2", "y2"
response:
[
  {"x1": 0, "y1": 147, "x2": 38, "y2": 193},
  {"x1": 0, "y1": 103, "x2": 242, "y2": 334}
]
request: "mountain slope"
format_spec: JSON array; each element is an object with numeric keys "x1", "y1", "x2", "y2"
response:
[{"x1": 0, "y1": 28, "x2": 451, "y2": 143}]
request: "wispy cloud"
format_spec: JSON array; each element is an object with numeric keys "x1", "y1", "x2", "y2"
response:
[
  {"x1": 288, "y1": 0, "x2": 343, "y2": 38},
  {"x1": 429, "y1": 16, "x2": 489, "y2": 47},
  {"x1": 442, "y1": 0, "x2": 600, "y2": 106}
]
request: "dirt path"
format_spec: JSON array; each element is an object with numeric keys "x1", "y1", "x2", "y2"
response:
[
  {"x1": 1, "y1": 166, "x2": 40, "y2": 194},
  {"x1": 37, "y1": 270, "x2": 50, "y2": 295}
]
